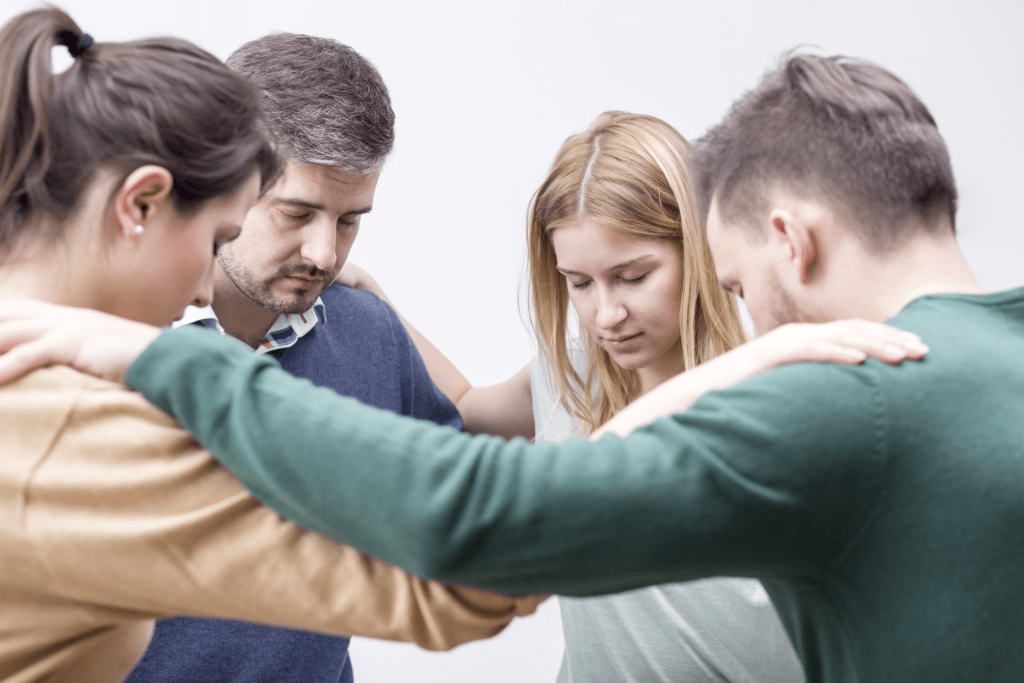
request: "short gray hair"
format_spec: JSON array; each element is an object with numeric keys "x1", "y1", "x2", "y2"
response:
[{"x1": 226, "y1": 33, "x2": 394, "y2": 173}]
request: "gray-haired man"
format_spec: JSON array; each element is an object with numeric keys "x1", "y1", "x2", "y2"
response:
[{"x1": 124, "y1": 33, "x2": 466, "y2": 683}]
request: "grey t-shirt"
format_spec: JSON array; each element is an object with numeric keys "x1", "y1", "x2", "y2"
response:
[{"x1": 531, "y1": 357, "x2": 804, "y2": 683}]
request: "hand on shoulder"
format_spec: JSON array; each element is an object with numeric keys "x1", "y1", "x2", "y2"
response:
[
  {"x1": 0, "y1": 298, "x2": 160, "y2": 385},
  {"x1": 593, "y1": 319, "x2": 928, "y2": 439}
]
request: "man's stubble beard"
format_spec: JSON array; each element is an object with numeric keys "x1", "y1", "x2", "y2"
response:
[
  {"x1": 217, "y1": 247, "x2": 335, "y2": 315},
  {"x1": 762, "y1": 266, "x2": 811, "y2": 332}
]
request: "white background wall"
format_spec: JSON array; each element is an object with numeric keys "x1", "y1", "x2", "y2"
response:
[{"x1": 5, "y1": 0, "x2": 1021, "y2": 680}]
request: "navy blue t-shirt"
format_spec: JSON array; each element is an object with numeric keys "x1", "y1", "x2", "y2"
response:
[{"x1": 125, "y1": 284, "x2": 462, "y2": 683}]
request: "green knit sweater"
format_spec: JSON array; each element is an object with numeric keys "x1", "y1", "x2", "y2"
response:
[{"x1": 126, "y1": 288, "x2": 1024, "y2": 683}]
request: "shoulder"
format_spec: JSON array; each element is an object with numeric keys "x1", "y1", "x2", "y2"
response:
[
  {"x1": 615, "y1": 360, "x2": 895, "y2": 565},
  {"x1": 675, "y1": 358, "x2": 894, "y2": 472},
  {"x1": 320, "y1": 284, "x2": 403, "y2": 328},
  {"x1": 690, "y1": 359, "x2": 888, "y2": 450},
  {"x1": 726, "y1": 356, "x2": 885, "y2": 406},
  {"x1": 312, "y1": 285, "x2": 408, "y2": 349},
  {"x1": 5, "y1": 364, "x2": 122, "y2": 391},
  {"x1": 673, "y1": 359, "x2": 892, "y2": 513},
  {"x1": 4, "y1": 365, "x2": 178, "y2": 422},
  {"x1": 293, "y1": 285, "x2": 407, "y2": 355},
  {"x1": 21, "y1": 367, "x2": 198, "y2": 447},
  {"x1": 3, "y1": 366, "x2": 216, "y2": 503}
]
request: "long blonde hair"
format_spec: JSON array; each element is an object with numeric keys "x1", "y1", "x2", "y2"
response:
[{"x1": 528, "y1": 111, "x2": 745, "y2": 433}]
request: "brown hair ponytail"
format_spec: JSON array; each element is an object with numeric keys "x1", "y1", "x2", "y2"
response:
[
  {"x1": 0, "y1": 7, "x2": 281, "y2": 252},
  {"x1": 0, "y1": 8, "x2": 79, "y2": 227}
]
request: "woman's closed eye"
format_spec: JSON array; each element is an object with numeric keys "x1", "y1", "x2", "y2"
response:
[{"x1": 620, "y1": 273, "x2": 647, "y2": 286}]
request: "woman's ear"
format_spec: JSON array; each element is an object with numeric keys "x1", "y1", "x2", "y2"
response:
[{"x1": 113, "y1": 166, "x2": 174, "y2": 241}]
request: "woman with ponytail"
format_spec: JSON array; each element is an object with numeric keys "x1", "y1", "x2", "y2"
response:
[{"x1": 0, "y1": 7, "x2": 542, "y2": 682}]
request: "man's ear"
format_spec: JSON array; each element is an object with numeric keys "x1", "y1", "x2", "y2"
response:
[
  {"x1": 767, "y1": 207, "x2": 818, "y2": 284},
  {"x1": 113, "y1": 166, "x2": 174, "y2": 241}
]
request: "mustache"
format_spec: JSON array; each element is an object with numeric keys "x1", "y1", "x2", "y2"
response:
[{"x1": 272, "y1": 262, "x2": 335, "y2": 281}]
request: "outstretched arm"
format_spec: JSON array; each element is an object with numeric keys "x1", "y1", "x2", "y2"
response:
[
  {"x1": 119, "y1": 324, "x2": 892, "y2": 596},
  {"x1": 337, "y1": 263, "x2": 534, "y2": 439},
  {"x1": 595, "y1": 319, "x2": 929, "y2": 438}
]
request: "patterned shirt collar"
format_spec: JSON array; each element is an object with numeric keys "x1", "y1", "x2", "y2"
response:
[{"x1": 173, "y1": 298, "x2": 327, "y2": 356}]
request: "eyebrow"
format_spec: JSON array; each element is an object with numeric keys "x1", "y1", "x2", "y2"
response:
[
  {"x1": 555, "y1": 255, "x2": 654, "y2": 276},
  {"x1": 271, "y1": 197, "x2": 373, "y2": 215}
]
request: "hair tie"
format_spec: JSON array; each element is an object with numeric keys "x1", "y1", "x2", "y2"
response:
[{"x1": 68, "y1": 33, "x2": 93, "y2": 58}]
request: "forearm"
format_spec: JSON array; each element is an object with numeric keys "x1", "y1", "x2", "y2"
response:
[
  {"x1": 595, "y1": 345, "x2": 767, "y2": 438},
  {"x1": 457, "y1": 362, "x2": 535, "y2": 439}
]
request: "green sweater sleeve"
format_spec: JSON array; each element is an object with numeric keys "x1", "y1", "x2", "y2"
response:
[{"x1": 126, "y1": 324, "x2": 890, "y2": 597}]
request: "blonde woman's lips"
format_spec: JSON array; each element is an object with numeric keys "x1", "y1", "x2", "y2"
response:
[{"x1": 604, "y1": 332, "x2": 642, "y2": 346}]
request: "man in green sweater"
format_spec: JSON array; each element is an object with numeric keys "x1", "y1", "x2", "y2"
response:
[{"x1": 0, "y1": 53, "x2": 1021, "y2": 682}]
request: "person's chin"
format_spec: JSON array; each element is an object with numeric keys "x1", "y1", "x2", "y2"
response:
[
  {"x1": 604, "y1": 347, "x2": 651, "y2": 371},
  {"x1": 286, "y1": 288, "x2": 330, "y2": 312},
  {"x1": 276, "y1": 296, "x2": 315, "y2": 314}
]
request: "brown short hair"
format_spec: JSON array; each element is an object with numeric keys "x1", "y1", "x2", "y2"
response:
[
  {"x1": 694, "y1": 53, "x2": 957, "y2": 251},
  {"x1": 0, "y1": 7, "x2": 281, "y2": 251},
  {"x1": 227, "y1": 33, "x2": 394, "y2": 172}
]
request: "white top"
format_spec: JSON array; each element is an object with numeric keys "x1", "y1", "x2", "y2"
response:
[{"x1": 531, "y1": 356, "x2": 805, "y2": 683}]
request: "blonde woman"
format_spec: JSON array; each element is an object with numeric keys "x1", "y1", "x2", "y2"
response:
[{"x1": 341, "y1": 111, "x2": 923, "y2": 682}]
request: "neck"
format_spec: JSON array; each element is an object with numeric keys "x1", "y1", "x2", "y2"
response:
[
  {"x1": 818, "y1": 228, "x2": 985, "y2": 323},
  {"x1": 0, "y1": 234, "x2": 105, "y2": 309},
  {"x1": 211, "y1": 272, "x2": 280, "y2": 349}
]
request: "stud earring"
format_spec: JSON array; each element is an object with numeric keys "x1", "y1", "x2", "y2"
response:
[{"x1": 133, "y1": 225, "x2": 144, "y2": 236}]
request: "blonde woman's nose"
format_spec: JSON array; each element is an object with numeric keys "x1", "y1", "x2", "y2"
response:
[{"x1": 595, "y1": 292, "x2": 628, "y2": 330}]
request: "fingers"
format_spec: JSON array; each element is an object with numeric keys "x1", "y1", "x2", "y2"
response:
[
  {"x1": 0, "y1": 318, "x2": 51, "y2": 353},
  {"x1": 818, "y1": 320, "x2": 929, "y2": 364},
  {"x1": 761, "y1": 320, "x2": 930, "y2": 369},
  {"x1": 0, "y1": 314, "x2": 78, "y2": 384},
  {"x1": 0, "y1": 339, "x2": 65, "y2": 384},
  {"x1": 335, "y1": 261, "x2": 367, "y2": 288},
  {"x1": 0, "y1": 308, "x2": 71, "y2": 386}
]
